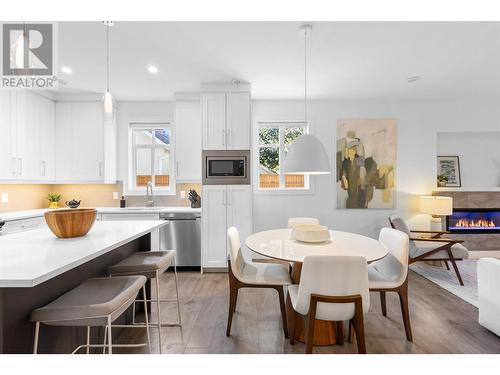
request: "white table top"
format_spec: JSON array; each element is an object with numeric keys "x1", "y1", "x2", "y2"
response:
[
  {"x1": 0, "y1": 220, "x2": 167, "y2": 288},
  {"x1": 245, "y1": 229, "x2": 388, "y2": 263}
]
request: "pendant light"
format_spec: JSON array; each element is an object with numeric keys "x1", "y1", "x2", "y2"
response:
[
  {"x1": 283, "y1": 24, "x2": 331, "y2": 175},
  {"x1": 103, "y1": 21, "x2": 113, "y2": 114}
]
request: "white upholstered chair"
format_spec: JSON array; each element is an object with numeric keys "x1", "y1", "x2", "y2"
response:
[
  {"x1": 478, "y1": 258, "x2": 500, "y2": 336},
  {"x1": 389, "y1": 216, "x2": 469, "y2": 285},
  {"x1": 288, "y1": 217, "x2": 320, "y2": 228},
  {"x1": 286, "y1": 255, "x2": 370, "y2": 354},
  {"x1": 368, "y1": 227, "x2": 412, "y2": 341},
  {"x1": 226, "y1": 227, "x2": 292, "y2": 337}
]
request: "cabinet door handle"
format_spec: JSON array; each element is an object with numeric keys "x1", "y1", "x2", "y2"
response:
[
  {"x1": 227, "y1": 191, "x2": 232, "y2": 206},
  {"x1": 10, "y1": 157, "x2": 16, "y2": 175},
  {"x1": 227, "y1": 128, "x2": 231, "y2": 147},
  {"x1": 222, "y1": 190, "x2": 226, "y2": 206},
  {"x1": 41, "y1": 161, "x2": 46, "y2": 176},
  {"x1": 17, "y1": 158, "x2": 22, "y2": 175},
  {"x1": 222, "y1": 129, "x2": 226, "y2": 146},
  {"x1": 176, "y1": 161, "x2": 180, "y2": 178},
  {"x1": 98, "y1": 162, "x2": 103, "y2": 177}
]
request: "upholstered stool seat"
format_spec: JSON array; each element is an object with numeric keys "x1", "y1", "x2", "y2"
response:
[
  {"x1": 108, "y1": 251, "x2": 176, "y2": 278},
  {"x1": 31, "y1": 276, "x2": 151, "y2": 354}
]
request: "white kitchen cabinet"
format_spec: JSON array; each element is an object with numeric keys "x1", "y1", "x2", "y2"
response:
[
  {"x1": 201, "y1": 92, "x2": 251, "y2": 150},
  {"x1": 175, "y1": 100, "x2": 201, "y2": 181},
  {"x1": 201, "y1": 93, "x2": 226, "y2": 150},
  {"x1": 226, "y1": 92, "x2": 251, "y2": 149},
  {"x1": 99, "y1": 213, "x2": 160, "y2": 250},
  {"x1": 39, "y1": 95, "x2": 56, "y2": 181},
  {"x1": 55, "y1": 102, "x2": 116, "y2": 183},
  {"x1": 0, "y1": 91, "x2": 12, "y2": 180},
  {"x1": 0, "y1": 91, "x2": 56, "y2": 182},
  {"x1": 202, "y1": 184, "x2": 252, "y2": 269}
]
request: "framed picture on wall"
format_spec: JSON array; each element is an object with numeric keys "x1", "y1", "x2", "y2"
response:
[{"x1": 437, "y1": 155, "x2": 461, "y2": 187}]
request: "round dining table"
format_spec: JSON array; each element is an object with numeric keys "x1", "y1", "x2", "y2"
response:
[{"x1": 245, "y1": 228, "x2": 389, "y2": 346}]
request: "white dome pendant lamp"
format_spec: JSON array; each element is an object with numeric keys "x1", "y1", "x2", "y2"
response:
[
  {"x1": 283, "y1": 24, "x2": 331, "y2": 175},
  {"x1": 103, "y1": 21, "x2": 114, "y2": 114}
]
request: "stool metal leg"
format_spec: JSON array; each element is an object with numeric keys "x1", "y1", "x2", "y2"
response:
[
  {"x1": 33, "y1": 321, "x2": 40, "y2": 354},
  {"x1": 142, "y1": 285, "x2": 151, "y2": 354},
  {"x1": 173, "y1": 257, "x2": 182, "y2": 325},
  {"x1": 107, "y1": 316, "x2": 113, "y2": 354},
  {"x1": 103, "y1": 326, "x2": 107, "y2": 354},
  {"x1": 155, "y1": 270, "x2": 162, "y2": 354},
  {"x1": 86, "y1": 326, "x2": 90, "y2": 354}
]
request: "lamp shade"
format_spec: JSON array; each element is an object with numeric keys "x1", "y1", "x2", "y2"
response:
[
  {"x1": 283, "y1": 134, "x2": 331, "y2": 175},
  {"x1": 419, "y1": 196, "x2": 453, "y2": 216}
]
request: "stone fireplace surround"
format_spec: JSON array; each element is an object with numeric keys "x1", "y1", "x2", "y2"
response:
[{"x1": 433, "y1": 191, "x2": 500, "y2": 252}]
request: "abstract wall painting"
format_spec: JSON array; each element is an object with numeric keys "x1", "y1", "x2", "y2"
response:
[{"x1": 336, "y1": 119, "x2": 397, "y2": 209}]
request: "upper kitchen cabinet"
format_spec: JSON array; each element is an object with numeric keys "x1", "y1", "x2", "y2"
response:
[
  {"x1": 201, "y1": 92, "x2": 251, "y2": 150},
  {"x1": 175, "y1": 100, "x2": 202, "y2": 181},
  {"x1": 55, "y1": 102, "x2": 117, "y2": 183},
  {"x1": 0, "y1": 91, "x2": 55, "y2": 182}
]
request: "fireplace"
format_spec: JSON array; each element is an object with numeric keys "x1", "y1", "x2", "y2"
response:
[{"x1": 446, "y1": 208, "x2": 500, "y2": 233}]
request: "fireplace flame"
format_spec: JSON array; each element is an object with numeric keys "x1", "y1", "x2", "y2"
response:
[{"x1": 455, "y1": 218, "x2": 495, "y2": 228}]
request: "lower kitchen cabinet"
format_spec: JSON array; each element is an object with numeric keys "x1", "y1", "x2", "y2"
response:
[{"x1": 202, "y1": 184, "x2": 252, "y2": 270}]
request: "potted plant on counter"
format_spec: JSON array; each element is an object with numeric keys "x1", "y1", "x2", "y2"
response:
[{"x1": 47, "y1": 193, "x2": 62, "y2": 209}]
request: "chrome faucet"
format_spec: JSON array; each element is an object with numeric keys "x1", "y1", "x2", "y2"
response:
[{"x1": 146, "y1": 181, "x2": 154, "y2": 207}]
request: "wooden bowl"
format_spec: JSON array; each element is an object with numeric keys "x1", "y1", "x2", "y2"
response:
[
  {"x1": 44, "y1": 208, "x2": 97, "y2": 238},
  {"x1": 291, "y1": 224, "x2": 331, "y2": 243}
]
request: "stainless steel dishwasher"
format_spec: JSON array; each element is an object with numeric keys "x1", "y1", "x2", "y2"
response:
[{"x1": 159, "y1": 212, "x2": 201, "y2": 270}]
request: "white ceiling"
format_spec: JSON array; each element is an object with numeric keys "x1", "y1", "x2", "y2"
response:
[{"x1": 57, "y1": 21, "x2": 500, "y2": 101}]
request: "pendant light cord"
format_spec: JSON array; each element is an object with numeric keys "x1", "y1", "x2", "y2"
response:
[
  {"x1": 106, "y1": 23, "x2": 110, "y2": 92},
  {"x1": 304, "y1": 26, "x2": 308, "y2": 122}
]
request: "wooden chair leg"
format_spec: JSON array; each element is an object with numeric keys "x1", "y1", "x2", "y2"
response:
[
  {"x1": 446, "y1": 249, "x2": 464, "y2": 286},
  {"x1": 444, "y1": 260, "x2": 450, "y2": 270},
  {"x1": 276, "y1": 286, "x2": 289, "y2": 338},
  {"x1": 226, "y1": 284, "x2": 238, "y2": 337},
  {"x1": 352, "y1": 301, "x2": 366, "y2": 354},
  {"x1": 398, "y1": 282, "x2": 413, "y2": 342},
  {"x1": 348, "y1": 319, "x2": 353, "y2": 343},
  {"x1": 380, "y1": 291, "x2": 387, "y2": 317},
  {"x1": 304, "y1": 316, "x2": 315, "y2": 354},
  {"x1": 286, "y1": 294, "x2": 296, "y2": 345},
  {"x1": 336, "y1": 321, "x2": 344, "y2": 345}
]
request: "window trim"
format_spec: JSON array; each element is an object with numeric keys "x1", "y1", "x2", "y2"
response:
[
  {"x1": 253, "y1": 119, "x2": 315, "y2": 195},
  {"x1": 126, "y1": 121, "x2": 176, "y2": 196}
]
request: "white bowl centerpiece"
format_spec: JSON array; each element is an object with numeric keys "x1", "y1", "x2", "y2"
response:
[{"x1": 291, "y1": 224, "x2": 331, "y2": 243}]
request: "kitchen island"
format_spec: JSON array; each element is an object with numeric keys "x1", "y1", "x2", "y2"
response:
[{"x1": 0, "y1": 220, "x2": 167, "y2": 353}]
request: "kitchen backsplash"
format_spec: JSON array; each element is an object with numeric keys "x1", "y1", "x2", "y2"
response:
[{"x1": 0, "y1": 183, "x2": 202, "y2": 213}]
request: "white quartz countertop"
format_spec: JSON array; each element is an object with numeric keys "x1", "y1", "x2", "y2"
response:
[
  {"x1": 0, "y1": 220, "x2": 167, "y2": 288},
  {"x1": 0, "y1": 206, "x2": 201, "y2": 222}
]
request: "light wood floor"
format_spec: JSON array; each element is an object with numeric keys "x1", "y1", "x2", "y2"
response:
[{"x1": 115, "y1": 270, "x2": 500, "y2": 354}]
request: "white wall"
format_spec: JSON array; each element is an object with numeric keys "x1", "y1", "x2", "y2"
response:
[
  {"x1": 438, "y1": 131, "x2": 500, "y2": 188},
  {"x1": 117, "y1": 102, "x2": 174, "y2": 194},
  {"x1": 253, "y1": 99, "x2": 500, "y2": 238}
]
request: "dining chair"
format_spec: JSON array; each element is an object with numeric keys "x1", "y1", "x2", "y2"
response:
[
  {"x1": 226, "y1": 227, "x2": 292, "y2": 337},
  {"x1": 368, "y1": 227, "x2": 412, "y2": 341},
  {"x1": 389, "y1": 216, "x2": 469, "y2": 285},
  {"x1": 288, "y1": 217, "x2": 320, "y2": 228},
  {"x1": 286, "y1": 255, "x2": 370, "y2": 354}
]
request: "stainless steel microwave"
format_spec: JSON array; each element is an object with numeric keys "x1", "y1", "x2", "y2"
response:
[{"x1": 202, "y1": 150, "x2": 250, "y2": 185}]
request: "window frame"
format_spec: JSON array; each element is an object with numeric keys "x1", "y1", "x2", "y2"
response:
[
  {"x1": 127, "y1": 121, "x2": 176, "y2": 196},
  {"x1": 253, "y1": 120, "x2": 314, "y2": 195}
]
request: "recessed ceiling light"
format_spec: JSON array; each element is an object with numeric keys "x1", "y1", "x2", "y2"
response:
[
  {"x1": 148, "y1": 65, "x2": 159, "y2": 74},
  {"x1": 407, "y1": 76, "x2": 422, "y2": 83},
  {"x1": 61, "y1": 66, "x2": 73, "y2": 74}
]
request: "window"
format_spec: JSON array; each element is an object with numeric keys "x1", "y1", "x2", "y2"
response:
[
  {"x1": 256, "y1": 121, "x2": 309, "y2": 190},
  {"x1": 129, "y1": 123, "x2": 174, "y2": 193}
]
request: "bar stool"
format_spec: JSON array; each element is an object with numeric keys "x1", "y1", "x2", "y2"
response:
[
  {"x1": 31, "y1": 275, "x2": 151, "y2": 354},
  {"x1": 108, "y1": 250, "x2": 181, "y2": 353}
]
